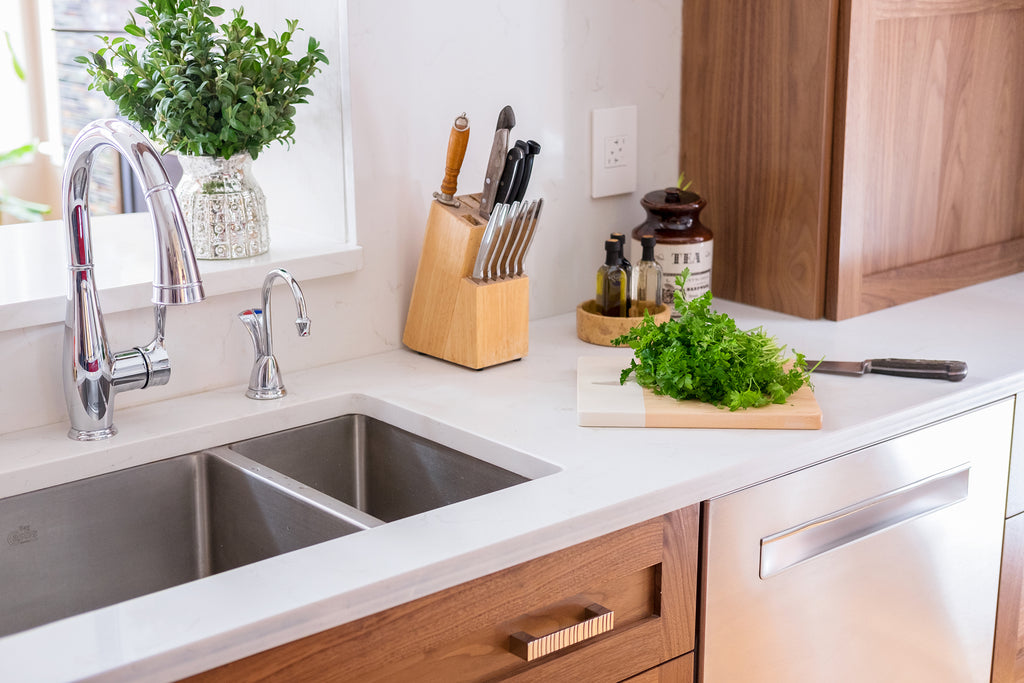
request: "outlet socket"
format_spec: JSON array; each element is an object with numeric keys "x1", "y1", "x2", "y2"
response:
[{"x1": 592, "y1": 106, "x2": 637, "y2": 198}]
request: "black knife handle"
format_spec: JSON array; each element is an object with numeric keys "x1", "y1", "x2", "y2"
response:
[
  {"x1": 513, "y1": 140, "x2": 541, "y2": 203},
  {"x1": 494, "y1": 147, "x2": 524, "y2": 207},
  {"x1": 867, "y1": 358, "x2": 968, "y2": 381}
]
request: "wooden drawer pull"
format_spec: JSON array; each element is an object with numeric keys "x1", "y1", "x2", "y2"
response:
[{"x1": 508, "y1": 603, "x2": 614, "y2": 661}]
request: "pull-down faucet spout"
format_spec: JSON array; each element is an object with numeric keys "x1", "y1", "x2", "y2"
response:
[{"x1": 62, "y1": 119, "x2": 206, "y2": 441}]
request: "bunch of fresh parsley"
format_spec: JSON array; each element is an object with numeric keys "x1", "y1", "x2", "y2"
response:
[{"x1": 612, "y1": 271, "x2": 810, "y2": 410}]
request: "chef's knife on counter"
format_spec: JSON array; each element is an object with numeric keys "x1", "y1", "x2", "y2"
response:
[
  {"x1": 812, "y1": 358, "x2": 968, "y2": 381},
  {"x1": 478, "y1": 105, "x2": 516, "y2": 219},
  {"x1": 432, "y1": 112, "x2": 470, "y2": 207}
]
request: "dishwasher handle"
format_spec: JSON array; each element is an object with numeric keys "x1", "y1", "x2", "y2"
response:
[{"x1": 759, "y1": 465, "x2": 970, "y2": 579}]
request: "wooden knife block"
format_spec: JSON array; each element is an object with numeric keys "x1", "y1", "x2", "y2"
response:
[{"x1": 403, "y1": 193, "x2": 529, "y2": 369}]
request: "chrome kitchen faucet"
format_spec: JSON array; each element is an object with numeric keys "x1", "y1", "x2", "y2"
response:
[
  {"x1": 62, "y1": 119, "x2": 205, "y2": 441},
  {"x1": 238, "y1": 268, "x2": 310, "y2": 399}
]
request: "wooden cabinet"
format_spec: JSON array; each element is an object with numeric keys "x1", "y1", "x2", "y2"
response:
[
  {"x1": 993, "y1": 394, "x2": 1024, "y2": 683},
  {"x1": 188, "y1": 505, "x2": 699, "y2": 682},
  {"x1": 681, "y1": 0, "x2": 1024, "y2": 320}
]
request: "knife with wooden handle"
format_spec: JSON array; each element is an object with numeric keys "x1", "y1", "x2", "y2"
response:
[
  {"x1": 812, "y1": 358, "x2": 968, "y2": 381},
  {"x1": 478, "y1": 105, "x2": 516, "y2": 219},
  {"x1": 433, "y1": 113, "x2": 470, "y2": 207}
]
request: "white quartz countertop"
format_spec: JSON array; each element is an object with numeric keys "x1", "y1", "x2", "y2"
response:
[{"x1": 1, "y1": 273, "x2": 1022, "y2": 682}]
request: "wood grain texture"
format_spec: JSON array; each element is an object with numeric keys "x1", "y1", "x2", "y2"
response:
[
  {"x1": 681, "y1": 0, "x2": 840, "y2": 319},
  {"x1": 403, "y1": 194, "x2": 529, "y2": 369},
  {"x1": 992, "y1": 512, "x2": 1024, "y2": 683},
  {"x1": 577, "y1": 356, "x2": 823, "y2": 430},
  {"x1": 621, "y1": 653, "x2": 695, "y2": 683},
  {"x1": 187, "y1": 507, "x2": 699, "y2": 682},
  {"x1": 828, "y1": 0, "x2": 1024, "y2": 319}
]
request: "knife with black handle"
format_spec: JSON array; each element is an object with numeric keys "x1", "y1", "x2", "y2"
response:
[
  {"x1": 512, "y1": 140, "x2": 540, "y2": 202},
  {"x1": 812, "y1": 358, "x2": 968, "y2": 381},
  {"x1": 493, "y1": 145, "x2": 525, "y2": 207}
]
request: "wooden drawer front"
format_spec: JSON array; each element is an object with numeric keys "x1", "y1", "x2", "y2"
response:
[
  {"x1": 621, "y1": 652, "x2": 694, "y2": 683},
  {"x1": 992, "y1": 511, "x2": 1024, "y2": 683},
  {"x1": 190, "y1": 506, "x2": 698, "y2": 682}
]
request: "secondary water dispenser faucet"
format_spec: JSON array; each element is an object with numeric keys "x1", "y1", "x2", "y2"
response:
[
  {"x1": 238, "y1": 268, "x2": 310, "y2": 399},
  {"x1": 62, "y1": 119, "x2": 206, "y2": 441}
]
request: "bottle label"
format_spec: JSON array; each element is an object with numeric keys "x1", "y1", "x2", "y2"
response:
[{"x1": 652, "y1": 240, "x2": 713, "y2": 310}]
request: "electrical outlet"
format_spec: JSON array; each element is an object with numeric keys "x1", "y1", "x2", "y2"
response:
[
  {"x1": 605, "y1": 136, "x2": 627, "y2": 168},
  {"x1": 592, "y1": 106, "x2": 637, "y2": 198}
]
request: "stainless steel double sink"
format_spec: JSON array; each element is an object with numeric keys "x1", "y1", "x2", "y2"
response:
[{"x1": 0, "y1": 414, "x2": 539, "y2": 637}]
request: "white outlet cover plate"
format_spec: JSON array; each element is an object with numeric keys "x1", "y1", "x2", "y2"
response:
[{"x1": 591, "y1": 105, "x2": 637, "y2": 198}]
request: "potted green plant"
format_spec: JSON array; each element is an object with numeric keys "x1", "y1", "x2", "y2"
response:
[{"x1": 78, "y1": 0, "x2": 328, "y2": 259}]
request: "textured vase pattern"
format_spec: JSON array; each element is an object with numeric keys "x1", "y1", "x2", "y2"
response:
[{"x1": 176, "y1": 152, "x2": 269, "y2": 259}]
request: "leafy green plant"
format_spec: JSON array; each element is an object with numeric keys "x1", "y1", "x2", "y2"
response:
[
  {"x1": 76, "y1": 0, "x2": 328, "y2": 160},
  {"x1": 613, "y1": 271, "x2": 811, "y2": 410}
]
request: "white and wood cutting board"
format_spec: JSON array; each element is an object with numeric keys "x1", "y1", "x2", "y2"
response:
[{"x1": 577, "y1": 356, "x2": 822, "y2": 429}]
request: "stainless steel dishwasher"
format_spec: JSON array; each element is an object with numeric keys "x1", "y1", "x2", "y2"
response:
[{"x1": 700, "y1": 399, "x2": 1014, "y2": 682}]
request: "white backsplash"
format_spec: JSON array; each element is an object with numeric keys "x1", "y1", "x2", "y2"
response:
[{"x1": 1, "y1": 0, "x2": 681, "y2": 436}]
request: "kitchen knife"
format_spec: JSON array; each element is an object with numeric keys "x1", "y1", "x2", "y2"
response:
[
  {"x1": 514, "y1": 197, "x2": 543, "y2": 276},
  {"x1": 505, "y1": 200, "x2": 536, "y2": 278},
  {"x1": 493, "y1": 145, "x2": 525, "y2": 208},
  {"x1": 432, "y1": 112, "x2": 470, "y2": 207},
  {"x1": 512, "y1": 140, "x2": 541, "y2": 203},
  {"x1": 812, "y1": 358, "x2": 968, "y2": 381},
  {"x1": 478, "y1": 105, "x2": 516, "y2": 219},
  {"x1": 487, "y1": 201, "x2": 520, "y2": 280},
  {"x1": 471, "y1": 204, "x2": 509, "y2": 281},
  {"x1": 499, "y1": 201, "x2": 532, "y2": 278}
]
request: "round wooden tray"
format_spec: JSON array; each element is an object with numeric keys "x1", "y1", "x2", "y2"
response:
[{"x1": 576, "y1": 300, "x2": 671, "y2": 347}]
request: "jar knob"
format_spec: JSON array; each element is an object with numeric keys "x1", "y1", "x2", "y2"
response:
[{"x1": 664, "y1": 187, "x2": 682, "y2": 203}]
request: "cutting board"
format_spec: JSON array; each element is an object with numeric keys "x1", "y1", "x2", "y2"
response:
[{"x1": 577, "y1": 356, "x2": 822, "y2": 429}]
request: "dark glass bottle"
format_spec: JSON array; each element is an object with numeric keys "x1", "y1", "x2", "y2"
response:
[
  {"x1": 596, "y1": 238, "x2": 628, "y2": 317},
  {"x1": 610, "y1": 232, "x2": 632, "y2": 313},
  {"x1": 631, "y1": 188, "x2": 713, "y2": 313}
]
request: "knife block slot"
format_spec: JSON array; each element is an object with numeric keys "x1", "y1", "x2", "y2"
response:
[{"x1": 403, "y1": 194, "x2": 529, "y2": 369}]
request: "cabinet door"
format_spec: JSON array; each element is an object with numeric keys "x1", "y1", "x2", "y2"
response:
[
  {"x1": 827, "y1": 0, "x2": 1024, "y2": 319},
  {"x1": 681, "y1": 0, "x2": 840, "y2": 319},
  {"x1": 188, "y1": 506, "x2": 698, "y2": 682}
]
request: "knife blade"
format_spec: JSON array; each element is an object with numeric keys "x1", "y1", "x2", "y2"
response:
[
  {"x1": 432, "y1": 112, "x2": 470, "y2": 207},
  {"x1": 493, "y1": 145, "x2": 525, "y2": 208},
  {"x1": 471, "y1": 203, "x2": 509, "y2": 281},
  {"x1": 478, "y1": 105, "x2": 516, "y2": 219},
  {"x1": 512, "y1": 140, "x2": 540, "y2": 203},
  {"x1": 514, "y1": 197, "x2": 543, "y2": 276},
  {"x1": 812, "y1": 358, "x2": 968, "y2": 381}
]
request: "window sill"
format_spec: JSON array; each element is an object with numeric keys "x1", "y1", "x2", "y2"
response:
[{"x1": 0, "y1": 213, "x2": 363, "y2": 333}]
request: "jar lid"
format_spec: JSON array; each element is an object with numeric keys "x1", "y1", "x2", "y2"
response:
[{"x1": 640, "y1": 187, "x2": 704, "y2": 213}]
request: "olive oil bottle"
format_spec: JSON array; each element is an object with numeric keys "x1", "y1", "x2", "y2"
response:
[
  {"x1": 633, "y1": 234, "x2": 663, "y2": 310},
  {"x1": 596, "y1": 238, "x2": 628, "y2": 317}
]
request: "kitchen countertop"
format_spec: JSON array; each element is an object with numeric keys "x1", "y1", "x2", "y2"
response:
[{"x1": 1, "y1": 273, "x2": 1022, "y2": 682}]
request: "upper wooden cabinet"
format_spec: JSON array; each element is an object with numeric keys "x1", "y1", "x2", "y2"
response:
[{"x1": 681, "y1": 0, "x2": 1024, "y2": 320}]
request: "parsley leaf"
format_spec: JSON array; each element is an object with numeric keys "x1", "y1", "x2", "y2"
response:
[{"x1": 612, "y1": 270, "x2": 810, "y2": 411}]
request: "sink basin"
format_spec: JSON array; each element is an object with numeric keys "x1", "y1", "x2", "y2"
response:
[
  {"x1": 229, "y1": 414, "x2": 530, "y2": 523},
  {"x1": 0, "y1": 409, "x2": 549, "y2": 638},
  {"x1": 0, "y1": 450, "x2": 368, "y2": 638}
]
